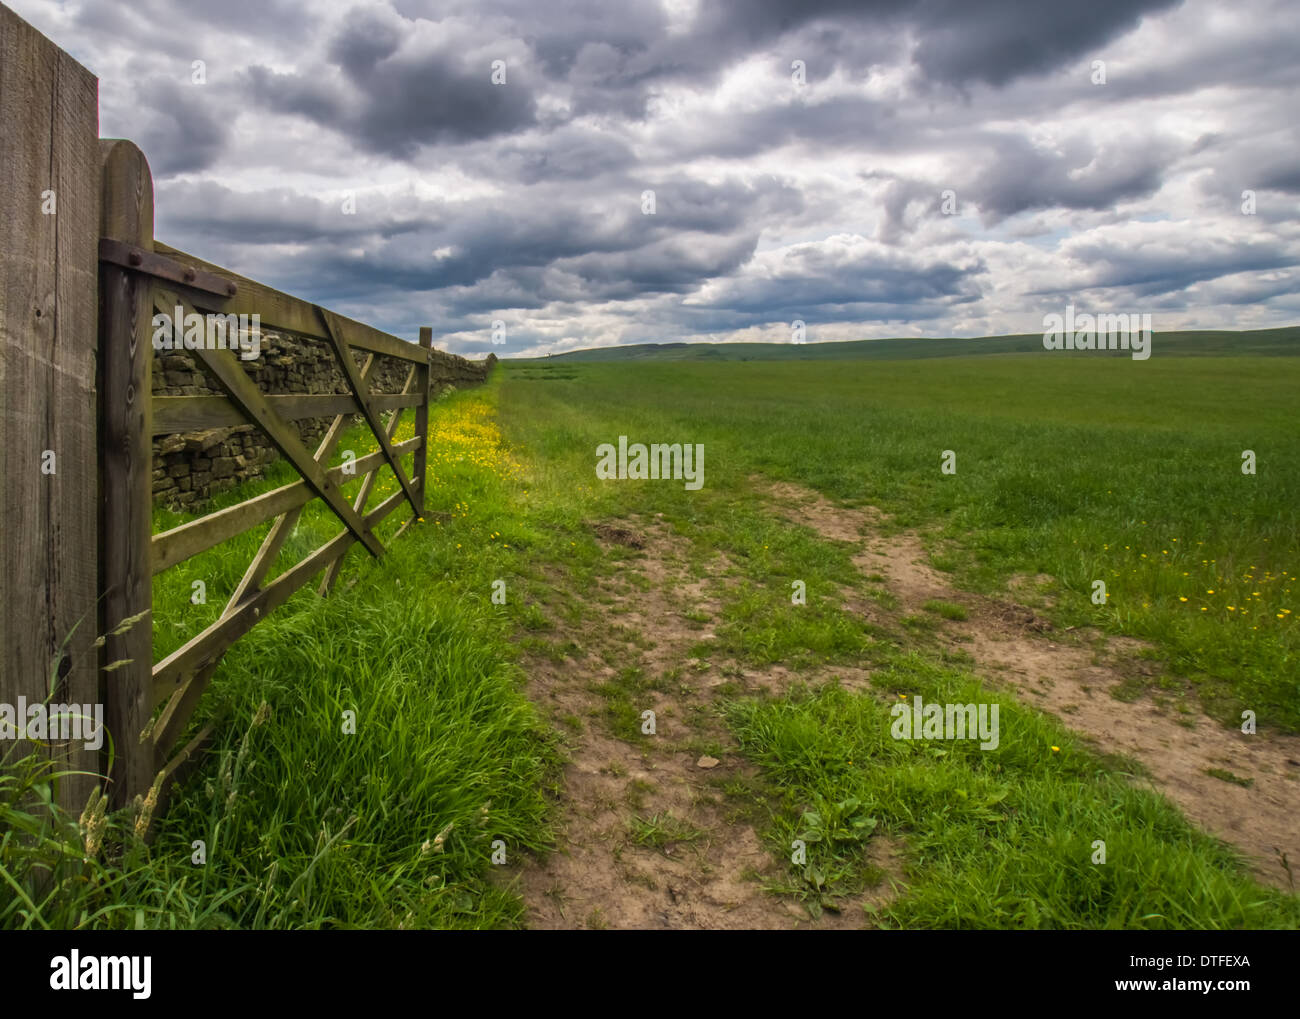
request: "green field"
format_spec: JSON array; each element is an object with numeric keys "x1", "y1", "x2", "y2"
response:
[
  {"x1": 491, "y1": 353, "x2": 1299, "y2": 927},
  {"x1": 6, "y1": 346, "x2": 1298, "y2": 929},
  {"x1": 506, "y1": 355, "x2": 1299, "y2": 733}
]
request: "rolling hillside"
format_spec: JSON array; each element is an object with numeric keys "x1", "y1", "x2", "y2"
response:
[{"x1": 512, "y1": 327, "x2": 1300, "y2": 364}]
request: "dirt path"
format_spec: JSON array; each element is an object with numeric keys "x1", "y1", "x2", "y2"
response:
[
  {"x1": 765, "y1": 480, "x2": 1300, "y2": 891},
  {"x1": 514, "y1": 519, "x2": 896, "y2": 929},
  {"x1": 510, "y1": 480, "x2": 1298, "y2": 928}
]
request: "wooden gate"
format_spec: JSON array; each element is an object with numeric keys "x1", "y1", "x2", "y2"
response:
[
  {"x1": 3, "y1": 6, "x2": 480, "y2": 815},
  {"x1": 98, "y1": 140, "x2": 439, "y2": 808}
]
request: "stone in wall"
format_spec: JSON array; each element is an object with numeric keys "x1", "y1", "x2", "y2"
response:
[{"x1": 151, "y1": 331, "x2": 493, "y2": 508}]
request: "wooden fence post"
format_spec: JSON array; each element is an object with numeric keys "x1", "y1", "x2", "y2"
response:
[
  {"x1": 98, "y1": 139, "x2": 155, "y2": 807},
  {"x1": 0, "y1": 5, "x2": 101, "y2": 812},
  {"x1": 414, "y1": 326, "x2": 434, "y2": 512}
]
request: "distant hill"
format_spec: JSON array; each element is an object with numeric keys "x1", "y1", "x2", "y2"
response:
[{"x1": 509, "y1": 327, "x2": 1300, "y2": 363}]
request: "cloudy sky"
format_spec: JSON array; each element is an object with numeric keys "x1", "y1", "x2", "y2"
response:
[{"x1": 13, "y1": 0, "x2": 1299, "y2": 356}]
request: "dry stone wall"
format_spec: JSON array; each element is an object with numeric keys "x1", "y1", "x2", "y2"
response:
[{"x1": 151, "y1": 330, "x2": 495, "y2": 508}]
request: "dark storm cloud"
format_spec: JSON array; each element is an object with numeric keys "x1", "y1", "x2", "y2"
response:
[
  {"x1": 149, "y1": 167, "x2": 800, "y2": 317},
  {"x1": 654, "y1": 0, "x2": 1185, "y2": 90},
  {"x1": 265, "y1": 0, "x2": 1183, "y2": 158},
  {"x1": 684, "y1": 243, "x2": 986, "y2": 325},
  {"x1": 154, "y1": 180, "x2": 441, "y2": 245},
  {"x1": 558, "y1": 232, "x2": 762, "y2": 296},
  {"x1": 1196, "y1": 128, "x2": 1300, "y2": 200},
  {"x1": 471, "y1": 127, "x2": 638, "y2": 184},
  {"x1": 908, "y1": 0, "x2": 1183, "y2": 87},
  {"x1": 13, "y1": 0, "x2": 1292, "y2": 351},
  {"x1": 236, "y1": 178, "x2": 786, "y2": 311},
  {"x1": 969, "y1": 132, "x2": 1175, "y2": 223},
  {"x1": 245, "y1": 5, "x2": 537, "y2": 156},
  {"x1": 243, "y1": 66, "x2": 344, "y2": 124},
  {"x1": 1066, "y1": 234, "x2": 1297, "y2": 298},
  {"x1": 1199, "y1": 272, "x2": 1300, "y2": 306},
  {"x1": 127, "y1": 75, "x2": 233, "y2": 175},
  {"x1": 1092, "y1": 9, "x2": 1300, "y2": 102},
  {"x1": 327, "y1": 5, "x2": 405, "y2": 76},
  {"x1": 639, "y1": 176, "x2": 805, "y2": 233},
  {"x1": 246, "y1": 60, "x2": 537, "y2": 156},
  {"x1": 1256, "y1": 164, "x2": 1300, "y2": 194}
]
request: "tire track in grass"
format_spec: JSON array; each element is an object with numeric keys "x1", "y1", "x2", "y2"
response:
[
  {"x1": 762, "y1": 479, "x2": 1300, "y2": 890},
  {"x1": 511, "y1": 517, "x2": 889, "y2": 929}
]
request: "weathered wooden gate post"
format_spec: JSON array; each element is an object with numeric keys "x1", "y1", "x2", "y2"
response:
[
  {"x1": 98, "y1": 139, "x2": 156, "y2": 807},
  {"x1": 0, "y1": 4, "x2": 102, "y2": 812},
  {"x1": 414, "y1": 326, "x2": 434, "y2": 510}
]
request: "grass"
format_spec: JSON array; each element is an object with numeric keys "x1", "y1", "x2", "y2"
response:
[
  {"x1": 1205, "y1": 768, "x2": 1254, "y2": 788},
  {"x1": 4, "y1": 384, "x2": 558, "y2": 929},
  {"x1": 489, "y1": 352, "x2": 1300, "y2": 928},
  {"x1": 497, "y1": 355, "x2": 1300, "y2": 734},
  {"x1": 591, "y1": 666, "x2": 669, "y2": 740},
  {"x1": 7, "y1": 344, "x2": 1298, "y2": 929},
  {"x1": 923, "y1": 599, "x2": 968, "y2": 621},
  {"x1": 727, "y1": 662, "x2": 1300, "y2": 928},
  {"x1": 627, "y1": 812, "x2": 705, "y2": 852}
]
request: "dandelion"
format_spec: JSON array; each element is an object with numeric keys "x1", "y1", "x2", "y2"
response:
[{"x1": 1051, "y1": 746, "x2": 1060, "y2": 753}]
